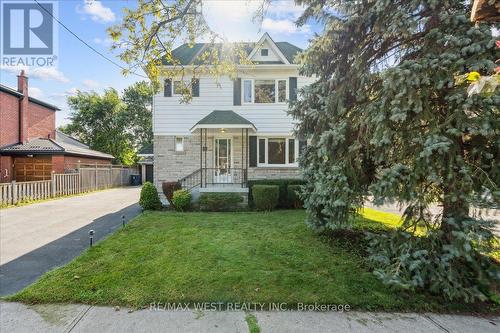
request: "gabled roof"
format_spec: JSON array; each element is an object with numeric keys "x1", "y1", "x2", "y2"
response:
[
  {"x1": 0, "y1": 133, "x2": 114, "y2": 159},
  {"x1": 0, "y1": 84, "x2": 61, "y2": 111},
  {"x1": 190, "y1": 110, "x2": 257, "y2": 132},
  {"x1": 138, "y1": 143, "x2": 153, "y2": 155},
  {"x1": 247, "y1": 33, "x2": 290, "y2": 64},
  {"x1": 163, "y1": 34, "x2": 302, "y2": 66}
]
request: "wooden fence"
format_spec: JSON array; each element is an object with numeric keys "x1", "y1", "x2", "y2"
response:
[{"x1": 0, "y1": 166, "x2": 138, "y2": 206}]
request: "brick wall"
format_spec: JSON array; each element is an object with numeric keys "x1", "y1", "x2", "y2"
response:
[
  {"x1": 28, "y1": 101, "x2": 55, "y2": 140},
  {"x1": 52, "y1": 155, "x2": 65, "y2": 173},
  {"x1": 0, "y1": 91, "x2": 20, "y2": 147},
  {"x1": 64, "y1": 155, "x2": 112, "y2": 169}
]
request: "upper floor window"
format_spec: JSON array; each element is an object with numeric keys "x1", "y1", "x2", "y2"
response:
[
  {"x1": 260, "y1": 48, "x2": 269, "y2": 56},
  {"x1": 173, "y1": 81, "x2": 184, "y2": 95},
  {"x1": 242, "y1": 79, "x2": 287, "y2": 104}
]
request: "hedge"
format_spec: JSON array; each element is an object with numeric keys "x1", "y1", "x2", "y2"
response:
[
  {"x1": 248, "y1": 179, "x2": 305, "y2": 208},
  {"x1": 199, "y1": 192, "x2": 244, "y2": 211},
  {"x1": 162, "y1": 181, "x2": 181, "y2": 206},
  {"x1": 287, "y1": 184, "x2": 303, "y2": 209},
  {"x1": 139, "y1": 182, "x2": 162, "y2": 210},
  {"x1": 172, "y1": 189, "x2": 191, "y2": 211},
  {"x1": 252, "y1": 185, "x2": 279, "y2": 211}
]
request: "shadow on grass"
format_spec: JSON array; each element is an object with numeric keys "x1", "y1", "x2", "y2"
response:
[{"x1": 0, "y1": 203, "x2": 141, "y2": 297}]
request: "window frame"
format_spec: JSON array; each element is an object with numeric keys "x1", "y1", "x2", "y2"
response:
[
  {"x1": 241, "y1": 78, "x2": 288, "y2": 104},
  {"x1": 174, "y1": 136, "x2": 184, "y2": 152},
  {"x1": 256, "y1": 137, "x2": 298, "y2": 167},
  {"x1": 260, "y1": 48, "x2": 269, "y2": 56}
]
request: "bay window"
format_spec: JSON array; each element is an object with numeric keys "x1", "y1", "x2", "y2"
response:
[
  {"x1": 257, "y1": 137, "x2": 298, "y2": 166},
  {"x1": 242, "y1": 79, "x2": 287, "y2": 104}
]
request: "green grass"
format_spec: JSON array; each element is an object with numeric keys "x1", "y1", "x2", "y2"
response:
[
  {"x1": 8, "y1": 209, "x2": 495, "y2": 312},
  {"x1": 245, "y1": 313, "x2": 260, "y2": 333}
]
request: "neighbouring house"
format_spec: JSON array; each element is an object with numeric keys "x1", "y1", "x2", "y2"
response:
[
  {"x1": 153, "y1": 33, "x2": 314, "y2": 202},
  {"x1": 137, "y1": 143, "x2": 153, "y2": 183},
  {"x1": 0, "y1": 71, "x2": 114, "y2": 183}
]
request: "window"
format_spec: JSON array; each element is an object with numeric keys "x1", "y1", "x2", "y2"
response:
[
  {"x1": 175, "y1": 137, "x2": 184, "y2": 152},
  {"x1": 255, "y1": 80, "x2": 275, "y2": 103},
  {"x1": 258, "y1": 138, "x2": 266, "y2": 163},
  {"x1": 242, "y1": 79, "x2": 287, "y2": 104},
  {"x1": 261, "y1": 48, "x2": 268, "y2": 56},
  {"x1": 268, "y1": 138, "x2": 286, "y2": 164},
  {"x1": 278, "y1": 79, "x2": 286, "y2": 103},
  {"x1": 173, "y1": 81, "x2": 184, "y2": 95},
  {"x1": 257, "y1": 137, "x2": 298, "y2": 166},
  {"x1": 243, "y1": 79, "x2": 252, "y2": 103}
]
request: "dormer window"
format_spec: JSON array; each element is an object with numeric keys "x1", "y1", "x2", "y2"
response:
[{"x1": 260, "y1": 48, "x2": 269, "y2": 56}]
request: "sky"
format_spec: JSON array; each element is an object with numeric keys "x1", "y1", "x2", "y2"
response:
[{"x1": 0, "y1": 0, "x2": 321, "y2": 126}]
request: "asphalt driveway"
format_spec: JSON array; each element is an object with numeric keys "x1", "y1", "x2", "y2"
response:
[{"x1": 0, "y1": 186, "x2": 141, "y2": 296}]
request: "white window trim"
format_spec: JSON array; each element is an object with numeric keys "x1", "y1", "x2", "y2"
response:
[
  {"x1": 241, "y1": 78, "x2": 288, "y2": 105},
  {"x1": 175, "y1": 136, "x2": 184, "y2": 152},
  {"x1": 257, "y1": 137, "x2": 298, "y2": 167}
]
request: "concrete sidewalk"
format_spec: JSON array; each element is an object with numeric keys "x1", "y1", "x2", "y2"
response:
[{"x1": 1, "y1": 302, "x2": 498, "y2": 333}]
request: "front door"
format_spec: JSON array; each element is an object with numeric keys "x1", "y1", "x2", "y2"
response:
[{"x1": 214, "y1": 138, "x2": 232, "y2": 183}]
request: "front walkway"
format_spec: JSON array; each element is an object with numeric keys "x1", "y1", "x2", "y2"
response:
[
  {"x1": 0, "y1": 187, "x2": 141, "y2": 296},
  {"x1": 0, "y1": 302, "x2": 498, "y2": 333}
]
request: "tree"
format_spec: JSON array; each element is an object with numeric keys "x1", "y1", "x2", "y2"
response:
[
  {"x1": 107, "y1": 0, "x2": 252, "y2": 88},
  {"x1": 291, "y1": 0, "x2": 499, "y2": 300},
  {"x1": 63, "y1": 89, "x2": 135, "y2": 165},
  {"x1": 122, "y1": 81, "x2": 154, "y2": 149}
]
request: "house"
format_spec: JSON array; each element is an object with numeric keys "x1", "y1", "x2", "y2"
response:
[
  {"x1": 0, "y1": 71, "x2": 114, "y2": 183},
  {"x1": 153, "y1": 33, "x2": 314, "y2": 201},
  {"x1": 137, "y1": 143, "x2": 154, "y2": 183}
]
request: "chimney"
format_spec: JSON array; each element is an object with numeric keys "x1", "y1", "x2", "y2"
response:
[{"x1": 17, "y1": 70, "x2": 29, "y2": 143}]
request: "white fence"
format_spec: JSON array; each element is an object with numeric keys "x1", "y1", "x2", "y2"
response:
[{"x1": 0, "y1": 166, "x2": 138, "y2": 206}]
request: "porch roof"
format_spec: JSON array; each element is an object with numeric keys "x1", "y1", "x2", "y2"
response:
[{"x1": 190, "y1": 110, "x2": 257, "y2": 132}]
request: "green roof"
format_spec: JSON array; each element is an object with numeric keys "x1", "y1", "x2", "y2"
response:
[
  {"x1": 190, "y1": 110, "x2": 256, "y2": 131},
  {"x1": 163, "y1": 41, "x2": 302, "y2": 65}
]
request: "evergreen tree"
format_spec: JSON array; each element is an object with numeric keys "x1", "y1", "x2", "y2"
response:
[{"x1": 291, "y1": 0, "x2": 499, "y2": 300}]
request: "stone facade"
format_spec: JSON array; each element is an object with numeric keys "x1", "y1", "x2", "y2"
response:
[{"x1": 154, "y1": 134, "x2": 301, "y2": 201}]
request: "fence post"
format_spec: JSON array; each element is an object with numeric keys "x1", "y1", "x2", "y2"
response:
[
  {"x1": 51, "y1": 172, "x2": 56, "y2": 197},
  {"x1": 94, "y1": 163, "x2": 98, "y2": 190},
  {"x1": 11, "y1": 180, "x2": 17, "y2": 205}
]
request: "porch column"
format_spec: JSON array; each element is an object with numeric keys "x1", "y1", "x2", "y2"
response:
[
  {"x1": 200, "y1": 128, "x2": 203, "y2": 187},
  {"x1": 245, "y1": 128, "x2": 249, "y2": 185}
]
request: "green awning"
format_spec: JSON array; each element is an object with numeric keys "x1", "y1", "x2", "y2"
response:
[{"x1": 190, "y1": 110, "x2": 257, "y2": 132}]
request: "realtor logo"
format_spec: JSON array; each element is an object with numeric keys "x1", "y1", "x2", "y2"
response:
[{"x1": 1, "y1": 1, "x2": 58, "y2": 66}]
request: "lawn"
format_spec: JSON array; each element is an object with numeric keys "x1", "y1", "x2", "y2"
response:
[{"x1": 8, "y1": 209, "x2": 494, "y2": 312}]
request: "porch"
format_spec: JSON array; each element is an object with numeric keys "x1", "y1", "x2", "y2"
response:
[{"x1": 179, "y1": 110, "x2": 256, "y2": 191}]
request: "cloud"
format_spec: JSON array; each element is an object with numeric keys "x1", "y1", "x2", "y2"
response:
[
  {"x1": 266, "y1": 1, "x2": 306, "y2": 19},
  {"x1": 82, "y1": 79, "x2": 100, "y2": 89},
  {"x1": 262, "y1": 18, "x2": 310, "y2": 34},
  {"x1": 1, "y1": 65, "x2": 70, "y2": 83},
  {"x1": 79, "y1": 0, "x2": 115, "y2": 23},
  {"x1": 29, "y1": 87, "x2": 44, "y2": 99},
  {"x1": 93, "y1": 37, "x2": 114, "y2": 46}
]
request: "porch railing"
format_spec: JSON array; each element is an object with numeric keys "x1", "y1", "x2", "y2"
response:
[{"x1": 179, "y1": 168, "x2": 247, "y2": 189}]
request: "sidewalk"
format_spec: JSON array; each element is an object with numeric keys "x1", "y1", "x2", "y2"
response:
[{"x1": 1, "y1": 302, "x2": 498, "y2": 333}]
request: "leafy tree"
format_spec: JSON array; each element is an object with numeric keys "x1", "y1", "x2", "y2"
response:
[
  {"x1": 122, "y1": 81, "x2": 154, "y2": 149},
  {"x1": 291, "y1": 0, "x2": 499, "y2": 300},
  {"x1": 107, "y1": 0, "x2": 251, "y2": 88},
  {"x1": 63, "y1": 89, "x2": 135, "y2": 165}
]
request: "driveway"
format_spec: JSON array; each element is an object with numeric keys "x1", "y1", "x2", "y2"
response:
[{"x1": 0, "y1": 187, "x2": 141, "y2": 296}]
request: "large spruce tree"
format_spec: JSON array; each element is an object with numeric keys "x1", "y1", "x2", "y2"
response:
[{"x1": 291, "y1": 0, "x2": 499, "y2": 300}]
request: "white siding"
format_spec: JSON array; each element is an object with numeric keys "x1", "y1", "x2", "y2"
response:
[{"x1": 153, "y1": 68, "x2": 315, "y2": 136}]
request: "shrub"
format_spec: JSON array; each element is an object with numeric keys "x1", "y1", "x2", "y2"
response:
[
  {"x1": 248, "y1": 179, "x2": 305, "y2": 208},
  {"x1": 139, "y1": 182, "x2": 162, "y2": 210},
  {"x1": 199, "y1": 193, "x2": 244, "y2": 211},
  {"x1": 287, "y1": 185, "x2": 303, "y2": 209},
  {"x1": 162, "y1": 181, "x2": 181, "y2": 206},
  {"x1": 252, "y1": 185, "x2": 279, "y2": 211},
  {"x1": 172, "y1": 189, "x2": 191, "y2": 211}
]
